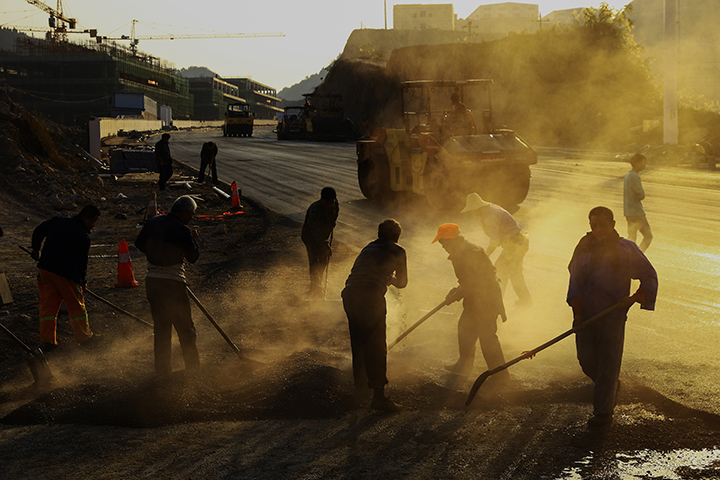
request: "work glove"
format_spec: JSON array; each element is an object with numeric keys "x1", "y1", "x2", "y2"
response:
[
  {"x1": 572, "y1": 312, "x2": 584, "y2": 328},
  {"x1": 445, "y1": 287, "x2": 463, "y2": 304}
]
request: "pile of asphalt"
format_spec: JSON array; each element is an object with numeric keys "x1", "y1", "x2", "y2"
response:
[{"x1": 1, "y1": 350, "x2": 358, "y2": 427}]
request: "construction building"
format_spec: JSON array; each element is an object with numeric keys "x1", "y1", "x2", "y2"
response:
[
  {"x1": 224, "y1": 77, "x2": 282, "y2": 120},
  {"x1": 461, "y1": 2, "x2": 540, "y2": 36},
  {"x1": 188, "y1": 76, "x2": 246, "y2": 121},
  {"x1": 0, "y1": 33, "x2": 193, "y2": 126},
  {"x1": 393, "y1": 4, "x2": 456, "y2": 30}
]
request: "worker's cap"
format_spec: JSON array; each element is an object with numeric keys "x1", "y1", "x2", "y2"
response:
[
  {"x1": 460, "y1": 192, "x2": 491, "y2": 213},
  {"x1": 161, "y1": 133, "x2": 171, "y2": 139},
  {"x1": 432, "y1": 223, "x2": 461, "y2": 243}
]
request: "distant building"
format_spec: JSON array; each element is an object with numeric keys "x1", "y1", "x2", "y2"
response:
[
  {"x1": 542, "y1": 8, "x2": 584, "y2": 26},
  {"x1": 393, "y1": 4, "x2": 456, "y2": 31},
  {"x1": 188, "y1": 76, "x2": 246, "y2": 120},
  {"x1": 0, "y1": 35, "x2": 193, "y2": 125},
  {"x1": 461, "y1": 2, "x2": 539, "y2": 36},
  {"x1": 223, "y1": 77, "x2": 282, "y2": 120}
]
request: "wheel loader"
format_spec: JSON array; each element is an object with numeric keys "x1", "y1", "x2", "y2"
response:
[
  {"x1": 356, "y1": 80, "x2": 537, "y2": 211},
  {"x1": 277, "y1": 94, "x2": 354, "y2": 141}
]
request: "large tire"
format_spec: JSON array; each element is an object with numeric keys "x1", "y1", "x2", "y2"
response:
[
  {"x1": 423, "y1": 161, "x2": 465, "y2": 211},
  {"x1": 358, "y1": 148, "x2": 393, "y2": 202},
  {"x1": 480, "y1": 165, "x2": 531, "y2": 211}
]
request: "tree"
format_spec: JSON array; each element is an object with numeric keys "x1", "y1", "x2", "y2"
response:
[{"x1": 575, "y1": 2, "x2": 639, "y2": 53}]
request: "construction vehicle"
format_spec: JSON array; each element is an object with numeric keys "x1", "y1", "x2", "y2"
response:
[
  {"x1": 356, "y1": 79, "x2": 537, "y2": 211},
  {"x1": 223, "y1": 103, "x2": 253, "y2": 137},
  {"x1": 276, "y1": 106, "x2": 309, "y2": 140},
  {"x1": 276, "y1": 94, "x2": 355, "y2": 141}
]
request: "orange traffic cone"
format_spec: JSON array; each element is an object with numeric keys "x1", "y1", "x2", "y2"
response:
[
  {"x1": 115, "y1": 238, "x2": 139, "y2": 288},
  {"x1": 231, "y1": 181, "x2": 241, "y2": 208}
]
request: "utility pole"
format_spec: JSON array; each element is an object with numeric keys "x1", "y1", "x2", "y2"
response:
[
  {"x1": 385, "y1": 0, "x2": 388, "y2": 29},
  {"x1": 463, "y1": 20, "x2": 474, "y2": 36},
  {"x1": 663, "y1": 0, "x2": 678, "y2": 145}
]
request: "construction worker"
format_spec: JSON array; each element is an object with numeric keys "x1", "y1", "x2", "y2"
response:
[
  {"x1": 30, "y1": 205, "x2": 101, "y2": 351},
  {"x1": 624, "y1": 153, "x2": 653, "y2": 251},
  {"x1": 301, "y1": 187, "x2": 339, "y2": 298},
  {"x1": 433, "y1": 223, "x2": 507, "y2": 377},
  {"x1": 342, "y1": 219, "x2": 407, "y2": 412},
  {"x1": 198, "y1": 141, "x2": 218, "y2": 185},
  {"x1": 135, "y1": 195, "x2": 201, "y2": 375},
  {"x1": 567, "y1": 206, "x2": 657, "y2": 427},
  {"x1": 154, "y1": 133, "x2": 173, "y2": 191},
  {"x1": 461, "y1": 193, "x2": 532, "y2": 307}
]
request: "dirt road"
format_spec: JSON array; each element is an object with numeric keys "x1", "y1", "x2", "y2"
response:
[{"x1": 1, "y1": 127, "x2": 720, "y2": 478}]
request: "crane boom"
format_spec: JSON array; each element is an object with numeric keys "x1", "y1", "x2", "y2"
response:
[
  {"x1": 106, "y1": 33, "x2": 285, "y2": 40},
  {"x1": 24, "y1": 0, "x2": 75, "y2": 25}
]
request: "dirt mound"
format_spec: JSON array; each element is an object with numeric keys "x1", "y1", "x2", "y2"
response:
[
  {"x1": 1, "y1": 350, "x2": 358, "y2": 427},
  {"x1": 0, "y1": 92, "x2": 103, "y2": 212}
]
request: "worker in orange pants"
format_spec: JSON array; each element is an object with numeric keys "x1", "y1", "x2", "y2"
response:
[
  {"x1": 38, "y1": 269, "x2": 92, "y2": 345},
  {"x1": 31, "y1": 205, "x2": 102, "y2": 351}
]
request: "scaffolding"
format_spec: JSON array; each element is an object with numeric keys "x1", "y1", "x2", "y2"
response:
[{"x1": 0, "y1": 36, "x2": 193, "y2": 125}]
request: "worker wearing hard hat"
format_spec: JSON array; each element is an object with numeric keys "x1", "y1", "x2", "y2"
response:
[
  {"x1": 461, "y1": 193, "x2": 532, "y2": 308},
  {"x1": 433, "y1": 223, "x2": 508, "y2": 377}
]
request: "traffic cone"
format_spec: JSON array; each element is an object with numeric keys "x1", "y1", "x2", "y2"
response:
[
  {"x1": 115, "y1": 238, "x2": 139, "y2": 288},
  {"x1": 231, "y1": 181, "x2": 241, "y2": 208}
]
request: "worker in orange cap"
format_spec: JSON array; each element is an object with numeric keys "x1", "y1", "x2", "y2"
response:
[{"x1": 433, "y1": 223, "x2": 508, "y2": 377}]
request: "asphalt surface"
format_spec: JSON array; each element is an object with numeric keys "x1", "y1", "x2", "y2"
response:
[{"x1": 121, "y1": 126, "x2": 720, "y2": 478}]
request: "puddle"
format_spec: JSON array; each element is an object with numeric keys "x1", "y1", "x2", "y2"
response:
[{"x1": 558, "y1": 447, "x2": 720, "y2": 479}]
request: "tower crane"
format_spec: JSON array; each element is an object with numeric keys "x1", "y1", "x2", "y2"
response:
[
  {"x1": 101, "y1": 19, "x2": 284, "y2": 54},
  {"x1": 21, "y1": 0, "x2": 87, "y2": 42}
]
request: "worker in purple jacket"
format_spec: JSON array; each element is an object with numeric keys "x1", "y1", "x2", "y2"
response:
[{"x1": 567, "y1": 206, "x2": 658, "y2": 427}]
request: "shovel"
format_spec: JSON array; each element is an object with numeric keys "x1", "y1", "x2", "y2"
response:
[
  {"x1": 465, "y1": 299, "x2": 632, "y2": 406},
  {"x1": 0, "y1": 322, "x2": 54, "y2": 387},
  {"x1": 388, "y1": 299, "x2": 451, "y2": 351},
  {"x1": 186, "y1": 286, "x2": 264, "y2": 367}
]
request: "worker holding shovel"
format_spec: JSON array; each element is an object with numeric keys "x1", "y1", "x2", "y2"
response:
[
  {"x1": 433, "y1": 223, "x2": 508, "y2": 378},
  {"x1": 31, "y1": 205, "x2": 102, "y2": 351},
  {"x1": 135, "y1": 195, "x2": 201, "y2": 375},
  {"x1": 301, "y1": 187, "x2": 339, "y2": 299},
  {"x1": 342, "y1": 219, "x2": 407, "y2": 413},
  {"x1": 568, "y1": 206, "x2": 657, "y2": 427}
]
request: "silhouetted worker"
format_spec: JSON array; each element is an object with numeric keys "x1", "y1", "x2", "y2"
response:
[
  {"x1": 624, "y1": 153, "x2": 653, "y2": 251},
  {"x1": 154, "y1": 133, "x2": 173, "y2": 191},
  {"x1": 198, "y1": 141, "x2": 218, "y2": 185},
  {"x1": 135, "y1": 195, "x2": 201, "y2": 375},
  {"x1": 433, "y1": 223, "x2": 507, "y2": 377},
  {"x1": 31, "y1": 205, "x2": 101, "y2": 351},
  {"x1": 567, "y1": 206, "x2": 657, "y2": 427},
  {"x1": 301, "y1": 187, "x2": 339, "y2": 298},
  {"x1": 342, "y1": 219, "x2": 407, "y2": 412},
  {"x1": 461, "y1": 193, "x2": 532, "y2": 307}
]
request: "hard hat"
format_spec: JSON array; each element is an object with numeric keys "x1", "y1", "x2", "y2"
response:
[
  {"x1": 432, "y1": 223, "x2": 461, "y2": 243},
  {"x1": 460, "y1": 193, "x2": 491, "y2": 213}
]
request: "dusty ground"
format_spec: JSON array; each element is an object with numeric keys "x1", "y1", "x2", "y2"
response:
[{"x1": 2, "y1": 101, "x2": 720, "y2": 477}]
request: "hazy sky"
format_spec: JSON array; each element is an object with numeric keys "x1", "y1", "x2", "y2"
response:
[{"x1": 1, "y1": 0, "x2": 615, "y2": 91}]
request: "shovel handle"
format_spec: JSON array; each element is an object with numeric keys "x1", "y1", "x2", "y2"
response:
[
  {"x1": 465, "y1": 300, "x2": 631, "y2": 406},
  {"x1": 186, "y1": 286, "x2": 244, "y2": 360},
  {"x1": 0, "y1": 321, "x2": 34, "y2": 354},
  {"x1": 388, "y1": 299, "x2": 450, "y2": 351}
]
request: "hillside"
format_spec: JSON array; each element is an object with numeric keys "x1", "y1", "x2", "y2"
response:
[{"x1": 317, "y1": 24, "x2": 720, "y2": 149}]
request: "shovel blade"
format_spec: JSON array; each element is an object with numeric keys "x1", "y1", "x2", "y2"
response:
[
  {"x1": 465, "y1": 371, "x2": 491, "y2": 406},
  {"x1": 24, "y1": 348, "x2": 54, "y2": 387}
]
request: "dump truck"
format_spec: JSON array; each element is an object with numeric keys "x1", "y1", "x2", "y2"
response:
[
  {"x1": 223, "y1": 103, "x2": 253, "y2": 137},
  {"x1": 356, "y1": 80, "x2": 537, "y2": 211},
  {"x1": 277, "y1": 94, "x2": 354, "y2": 141}
]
